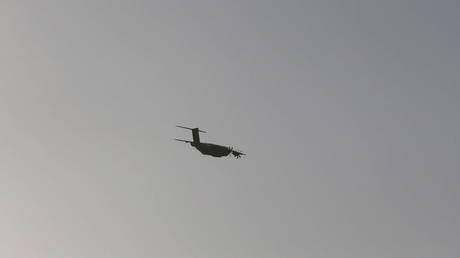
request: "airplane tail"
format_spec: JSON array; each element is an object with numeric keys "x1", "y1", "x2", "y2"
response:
[{"x1": 176, "y1": 125, "x2": 206, "y2": 143}]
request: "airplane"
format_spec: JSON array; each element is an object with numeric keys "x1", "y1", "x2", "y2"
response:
[{"x1": 175, "y1": 125, "x2": 246, "y2": 159}]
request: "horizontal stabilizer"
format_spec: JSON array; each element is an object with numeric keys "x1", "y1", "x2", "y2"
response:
[
  {"x1": 175, "y1": 138, "x2": 192, "y2": 143},
  {"x1": 176, "y1": 125, "x2": 206, "y2": 133}
]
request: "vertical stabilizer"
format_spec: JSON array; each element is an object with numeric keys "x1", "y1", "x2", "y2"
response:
[{"x1": 192, "y1": 128, "x2": 200, "y2": 143}]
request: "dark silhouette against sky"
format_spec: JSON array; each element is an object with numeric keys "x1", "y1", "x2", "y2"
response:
[{"x1": 1, "y1": 1, "x2": 459, "y2": 258}]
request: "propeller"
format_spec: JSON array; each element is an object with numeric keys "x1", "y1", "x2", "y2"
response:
[{"x1": 230, "y1": 146, "x2": 245, "y2": 158}]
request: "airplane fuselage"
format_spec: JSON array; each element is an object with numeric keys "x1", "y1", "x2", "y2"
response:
[{"x1": 191, "y1": 142, "x2": 232, "y2": 157}]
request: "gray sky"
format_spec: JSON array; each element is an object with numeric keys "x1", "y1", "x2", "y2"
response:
[{"x1": 1, "y1": 1, "x2": 459, "y2": 257}]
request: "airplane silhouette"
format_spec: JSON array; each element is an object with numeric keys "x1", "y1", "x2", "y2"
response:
[{"x1": 175, "y1": 125, "x2": 245, "y2": 159}]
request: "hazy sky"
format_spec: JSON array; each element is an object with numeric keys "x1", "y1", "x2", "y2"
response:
[{"x1": 1, "y1": 1, "x2": 459, "y2": 258}]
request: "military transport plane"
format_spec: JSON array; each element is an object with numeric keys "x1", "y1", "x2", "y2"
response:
[{"x1": 175, "y1": 125, "x2": 245, "y2": 159}]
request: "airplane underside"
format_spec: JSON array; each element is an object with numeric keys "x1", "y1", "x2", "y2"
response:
[{"x1": 195, "y1": 144, "x2": 232, "y2": 157}]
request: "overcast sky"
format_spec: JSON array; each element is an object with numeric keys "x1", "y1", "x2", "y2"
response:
[{"x1": 1, "y1": 1, "x2": 459, "y2": 258}]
